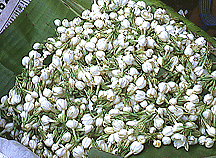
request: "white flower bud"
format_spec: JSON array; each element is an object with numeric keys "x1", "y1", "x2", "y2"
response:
[
  {"x1": 106, "y1": 89, "x2": 115, "y2": 101},
  {"x1": 21, "y1": 132, "x2": 30, "y2": 146},
  {"x1": 104, "y1": 127, "x2": 115, "y2": 134},
  {"x1": 75, "y1": 80, "x2": 85, "y2": 90},
  {"x1": 72, "y1": 146, "x2": 84, "y2": 158},
  {"x1": 121, "y1": 19, "x2": 130, "y2": 29},
  {"x1": 96, "y1": 140, "x2": 108, "y2": 151},
  {"x1": 158, "y1": 31, "x2": 169, "y2": 42},
  {"x1": 90, "y1": 65, "x2": 101, "y2": 76},
  {"x1": 188, "y1": 135, "x2": 198, "y2": 145},
  {"x1": 94, "y1": 19, "x2": 104, "y2": 29},
  {"x1": 41, "y1": 115, "x2": 55, "y2": 125},
  {"x1": 162, "y1": 136, "x2": 171, "y2": 145},
  {"x1": 44, "y1": 138, "x2": 54, "y2": 147},
  {"x1": 147, "y1": 88, "x2": 157, "y2": 98},
  {"x1": 54, "y1": 19, "x2": 61, "y2": 26},
  {"x1": 85, "y1": 42, "x2": 96, "y2": 52},
  {"x1": 96, "y1": 51, "x2": 105, "y2": 60},
  {"x1": 32, "y1": 76, "x2": 40, "y2": 85},
  {"x1": 188, "y1": 94, "x2": 199, "y2": 103},
  {"x1": 52, "y1": 87, "x2": 64, "y2": 96},
  {"x1": 149, "y1": 127, "x2": 156, "y2": 133},
  {"x1": 194, "y1": 66, "x2": 204, "y2": 77},
  {"x1": 119, "y1": 77, "x2": 129, "y2": 88},
  {"x1": 136, "y1": 76, "x2": 147, "y2": 89},
  {"x1": 142, "y1": 61, "x2": 153, "y2": 73},
  {"x1": 67, "y1": 106, "x2": 79, "y2": 119},
  {"x1": 56, "y1": 99, "x2": 67, "y2": 112},
  {"x1": 66, "y1": 119, "x2": 78, "y2": 129},
  {"x1": 129, "y1": 67, "x2": 139, "y2": 76},
  {"x1": 123, "y1": 54, "x2": 135, "y2": 65},
  {"x1": 192, "y1": 85, "x2": 202, "y2": 94},
  {"x1": 198, "y1": 136, "x2": 206, "y2": 145},
  {"x1": 162, "y1": 126, "x2": 174, "y2": 136},
  {"x1": 29, "y1": 139, "x2": 37, "y2": 151},
  {"x1": 153, "y1": 140, "x2": 161, "y2": 148},
  {"x1": 96, "y1": 38, "x2": 108, "y2": 51},
  {"x1": 158, "y1": 82, "x2": 169, "y2": 94},
  {"x1": 118, "y1": 129, "x2": 128, "y2": 139},
  {"x1": 81, "y1": 114, "x2": 94, "y2": 125},
  {"x1": 131, "y1": 90, "x2": 144, "y2": 102},
  {"x1": 202, "y1": 109, "x2": 212, "y2": 120},
  {"x1": 205, "y1": 138, "x2": 214, "y2": 148},
  {"x1": 206, "y1": 125, "x2": 216, "y2": 137},
  {"x1": 184, "y1": 45, "x2": 194, "y2": 57},
  {"x1": 82, "y1": 137, "x2": 92, "y2": 149},
  {"x1": 96, "y1": 117, "x2": 103, "y2": 127},
  {"x1": 43, "y1": 88, "x2": 52, "y2": 98},
  {"x1": 154, "y1": 116, "x2": 164, "y2": 129},
  {"x1": 204, "y1": 94, "x2": 213, "y2": 105},
  {"x1": 112, "y1": 120, "x2": 125, "y2": 132},
  {"x1": 135, "y1": 17, "x2": 144, "y2": 26},
  {"x1": 195, "y1": 37, "x2": 206, "y2": 47},
  {"x1": 125, "y1": 141, "x2": 144, "y2": 157},
  {"x1": 169, "y1": 98, "x2": 177, "y2": 105},
  {"x1": 40, "y1": 100, "x2": 52, "y2": 112},
  {"x1": 62, "y1": 132, "x2": 71, "y2": 142}
]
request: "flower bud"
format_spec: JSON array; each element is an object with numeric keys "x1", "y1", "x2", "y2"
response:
[
  {"x1": 84, "y1": 125, "x2": 94, "y2": 134},
  {"x1": 188, "y1": 94, "x2": 199, "y2": 103},
  {"x1": 96, "y1": 117, "x2": 103, "y2": 127},
  {"x1": 75, "y1": 80, "x2": 85, "y2": 90},
  {"x1": 62, "y1": 132, "x2": 71, "y2": 142},
  {"x1": 56, "y1": 99, "x2": 67, "y2": 112},
  {"x1": 204, "y1": 94, "x2": 213, "y2": 105},
  {"x1": 198, "y1": 136, "x2": 206, "y2": 145},
  {"x1": 82, "y1": 137, "x2": 92, "y2": 149},
  {"x1": 194, "y1": 66, "x2": 204, "y2": 77},
  {"x1": 104, "y1": 127, "x2": 115, "y2": 134},
  {"x1": 67, "y1": 106, "x2": 79, "y2": 119},
  {"x1": 202, "y1": 109, "x2": 212, "y2": 120},
  {"x1": 162, "y1": 136, "x2": 171, "y2": 145},
  {"x1": 206, "y1": 125, "x2": 216, "y2": 137},
  {"x1": 112, "y1": 120, "x2": 125, "y2": 132},
  {"x1": 22, "y1": 56, "x2": 30, "y2": 68},
  {"x1": 162, "y1": 126, "x2": 174, "y2": 136},
  {"x1": 29, "y1": 139, "x2": 37, "y2": 151},
  {"x1": 153, "y1": 140, "x2": 161, "y2": 148},
  {"x1": 43, "y1": 88, "x2": 53, "y2": 98},
  {"x1": 135, "y1": 76, "x2": 147, "y2": 89},
  {"x1": 134, "y1": 90, "x2": 146, "y2": 102},
  {"x1": 126, "y1": 141, "x2": 144, "y2": 157},
  {"x1": 142, "y1": 61, "x2": 153, "y2": 73},
  {"x1": 72, "y1": 146, "x2": 84, "y2": 158},
  {"x1": 147, "y1": 88, "x2": 157, "y2": 98},
  {"x1": 96, "y1": 140, "x2": 108, "y2": 151},
  {"x1": 188, "y1": 135, "x2": 198, "y2": 145},
  {"x1": 66, "y1": 119, "x2": 78, "y2": 129},
  {"x1": 81, "y1": 114, "x2": 94, "y2": 125},
  {"x1": 118, "y1": 129, "x2": 128, "y2": 139},
  {"x1": 21, "y1": 132, "x2": 30, "y2": 146},
  {"x1": 154, "y1": 116, "x2": 164, "y2": 129},
  {"x1": 24, "y1": 102, "x2": 34, "y2": 112},
  {"x1": 41, "y1": 115, "x2": 55, "y2": 125},
  {"x1": 41, "y1": 100, "x2": 52, "y2": 112},
  {"x1": 205, "y1": 138, "x2": 214, "y2": 148}
]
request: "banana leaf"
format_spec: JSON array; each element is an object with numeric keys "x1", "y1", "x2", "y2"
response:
[{"x1": 0, "y1": 0, "x2": 216, "y2": 157}]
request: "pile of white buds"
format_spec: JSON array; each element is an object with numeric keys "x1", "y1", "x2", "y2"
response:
[{"x1": 1, "y1": 0, "x2": 216, "y2": 157}]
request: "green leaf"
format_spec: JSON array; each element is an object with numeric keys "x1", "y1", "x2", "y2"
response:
[
  {"x1": 0, "y1": 0, "x2": 78, "y2": 97},
  {"x1": 89, "y1": 148, "x2": 123, "y2": 158},
  {"x1": 1, "y1": 0, "x2": 216, "y2": 158}
]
